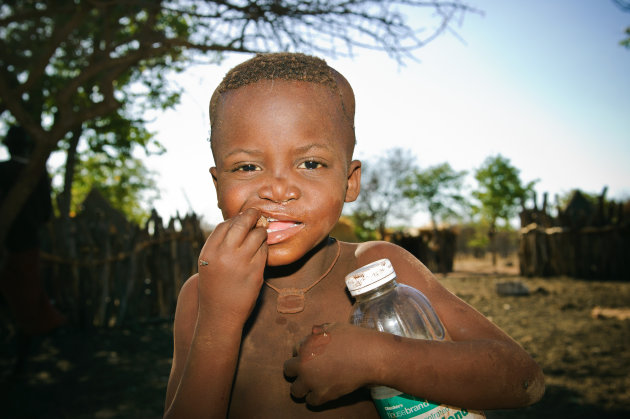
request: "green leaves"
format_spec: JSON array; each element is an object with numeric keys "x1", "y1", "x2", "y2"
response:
[
  {"x1": 53, "y1": 151, "x2": 160, "y2": 225},
  {"x1": 621, "y1": 27, "x2": 630, "y2": 49},
  {"x1": 472, "y1": 154, "x2": 537, "y2": 228},
  {"x1": 1, "y1": 0, "x2": 476, "y2": 241},
  {"x1": 402, "y1": 162, "x2": 468, "y2": 230},
  {"x1": 348, "y1": 148, "x2": 417, "y2": 239},
  {"x1": 347, "y1": 151, "x2": 536, "y2": 240}
]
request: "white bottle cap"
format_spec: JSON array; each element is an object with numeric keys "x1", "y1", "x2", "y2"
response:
[{"x1": 345, "y1": 258, "x2": 397, "y2": 297}]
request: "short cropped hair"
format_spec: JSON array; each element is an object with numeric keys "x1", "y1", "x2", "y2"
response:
[
  {"x1": 209, "y1": 52, "x2": 355, "y2": 132},
  {"x1": 215, "y1": 52, "x2": 337, "y2": 94}
]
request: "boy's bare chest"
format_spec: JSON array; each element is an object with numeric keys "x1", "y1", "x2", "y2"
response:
[{"x1": 228, "y1": 277, "x2": 378, "y2": 418}]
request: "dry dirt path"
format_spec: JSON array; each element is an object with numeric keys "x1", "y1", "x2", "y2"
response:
[{"x1": 442, "y1": 255, "x2": 630, "y2": 418}]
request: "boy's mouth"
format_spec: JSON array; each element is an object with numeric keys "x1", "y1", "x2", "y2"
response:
[
  {"x1": 258, "y1": 216, "x2": 301, "y2": 233},
  {"x1": 256, "y1": 215, "x2": 304, "y2": 244}
]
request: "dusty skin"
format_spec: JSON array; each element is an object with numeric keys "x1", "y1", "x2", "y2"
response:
[{"x1": 1, "y1": 254, "x2": 628, "y2": 418}]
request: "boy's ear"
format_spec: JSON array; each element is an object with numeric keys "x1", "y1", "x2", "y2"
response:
[
  {"x1": 210, "y1": 167, "x2": 218, "y2": 189},
  {"x1": 210, "y1": 167, "x2": 221, "y2": 208},
  {"x1": 344, "y1": 160, "x2": 361, "y2": 203}
]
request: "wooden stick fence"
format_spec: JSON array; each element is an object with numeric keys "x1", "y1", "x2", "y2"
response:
[
  {"x1": 391, "y1": 229, "x2": 457, "y2": 275},
  {"x1": 40, "y1": 192, "x2": 206, "y2": 329},
  {"x1": 519, "y1": 189, "x2": 629, "y2": 280},
  {"x1": 519, "y1": 223, "x2": 630, "y2": 279}
]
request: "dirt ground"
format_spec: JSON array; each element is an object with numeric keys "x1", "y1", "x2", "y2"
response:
[{"x1": 1, "y1": 254, "x2": 629, "y2": 418}]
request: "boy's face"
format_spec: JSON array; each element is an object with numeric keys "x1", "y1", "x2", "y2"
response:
[{"x1": 210, "y1": 80, "x2": 361, "y2": 266}]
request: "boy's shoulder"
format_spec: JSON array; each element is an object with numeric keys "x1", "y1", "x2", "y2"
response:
[
  {"x1": 174, "y1": 273, "x2": 200, "y2": 321},
  {"x1": 341, "y1": 239, "x2": 409, "y2": 265},
  {"x1": 339, "y1": 239, "x2": 436, "y2": 289}
]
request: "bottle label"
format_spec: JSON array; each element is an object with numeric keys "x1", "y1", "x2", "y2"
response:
[{"x1": 373, "y1": 392, "x2": 485, "y2": 419}]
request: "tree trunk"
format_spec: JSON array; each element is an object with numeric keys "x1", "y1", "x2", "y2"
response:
[
  {"x1": 430, "y1": 213, "x2": 446, "y2": 275},
  {"x1": 57, "y1": 127, "x2": 83, "y2": 325},
  {"x1": 0, "y1": 133, "x2": 57, "y2": 247},
  {"x1": 488, "y1": 221, "x2": 497, "y2": 267},
  {"x1": 379, "y1": 222, "x2": 387, "y2": 241},
  {"x1": 58, "y1": 127, "x2": 82, "y2": 217}
]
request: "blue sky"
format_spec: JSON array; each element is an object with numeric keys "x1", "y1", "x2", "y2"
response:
[
  {"x1": 13, "y1": 0, "x2": 627, "y2": 227},
  {"x1": 140, "y1": 0, "x2": 629, "y2": 227}
]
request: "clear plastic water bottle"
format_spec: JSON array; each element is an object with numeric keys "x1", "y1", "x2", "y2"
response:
[{"x1": 345, "y1": 258, "x2": 485, "y2": 419}]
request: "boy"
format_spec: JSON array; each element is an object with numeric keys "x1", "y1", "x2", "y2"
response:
[{"x1": 164, "y1": 53, "x2": 544, "y2": 418}]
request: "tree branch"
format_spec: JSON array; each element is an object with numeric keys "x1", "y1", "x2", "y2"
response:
[{"x1": 20, "y1": 6, "x2": 90, "y2": 94}]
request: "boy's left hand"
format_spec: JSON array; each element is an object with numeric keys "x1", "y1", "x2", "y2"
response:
[{"x1": 283, "y1": 323, "x2": 381, "y2": 406}]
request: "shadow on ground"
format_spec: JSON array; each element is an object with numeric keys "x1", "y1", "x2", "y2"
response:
[{"x1": 1, "y1": 323, "x2": 172, "y2": 419}]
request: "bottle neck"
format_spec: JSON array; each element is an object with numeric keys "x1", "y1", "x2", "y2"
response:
[{"x1": 354, "y1": 278, "x2": 397, "y2": 302}]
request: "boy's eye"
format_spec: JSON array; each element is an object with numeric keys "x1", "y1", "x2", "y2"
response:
[
  {"x1": 299, "y1": 160, "x2": 325, "y2": 170},
  {"x1": 234, "y1": 164, "x2": 260, "y2": 172}
]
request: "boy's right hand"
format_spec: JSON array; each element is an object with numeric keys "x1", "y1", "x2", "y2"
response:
[
  {"x1": 283, "y1": 323, "x2": 380, "y2": 406},
  {"x1": 196, "y1": 208, "x2": 268, "y2": 327}
]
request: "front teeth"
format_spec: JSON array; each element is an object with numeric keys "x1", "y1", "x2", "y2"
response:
[{"x1": 265, "y1": 218, "x2": 279, "y2": 233}]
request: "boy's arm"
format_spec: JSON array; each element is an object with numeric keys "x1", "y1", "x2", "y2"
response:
[
  {"x1": 164, "y1": 209, "x2": 267, "y2": 418},
  {"x1": 284, "y1": 242, "x2": 544, "y2": 410},
  {"x1": 383, "y1": 243, "x2": 545, "y2": 408},
  {"x1": 370, "y1": 296, "x2": 545, "y2": 409},
  {"x1": 164, "y1": 276, "x2": 244, "y2": 418}
]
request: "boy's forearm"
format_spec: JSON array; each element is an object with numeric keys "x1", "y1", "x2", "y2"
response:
[
  {"x1": 164, "y1": 320, "x2": 243, "y2": 418},
  {"x1": 375, "y1": 334, "x2": 545, "y2": 410}
]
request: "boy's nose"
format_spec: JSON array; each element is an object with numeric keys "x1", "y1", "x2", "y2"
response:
[{"x1": 257, "y1": 175, "x2": 300, "y2": 203}]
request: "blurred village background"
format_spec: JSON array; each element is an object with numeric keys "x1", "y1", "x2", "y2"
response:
[{"x1": 1, "y1": 1, "x2": 629, "y2": 418}]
